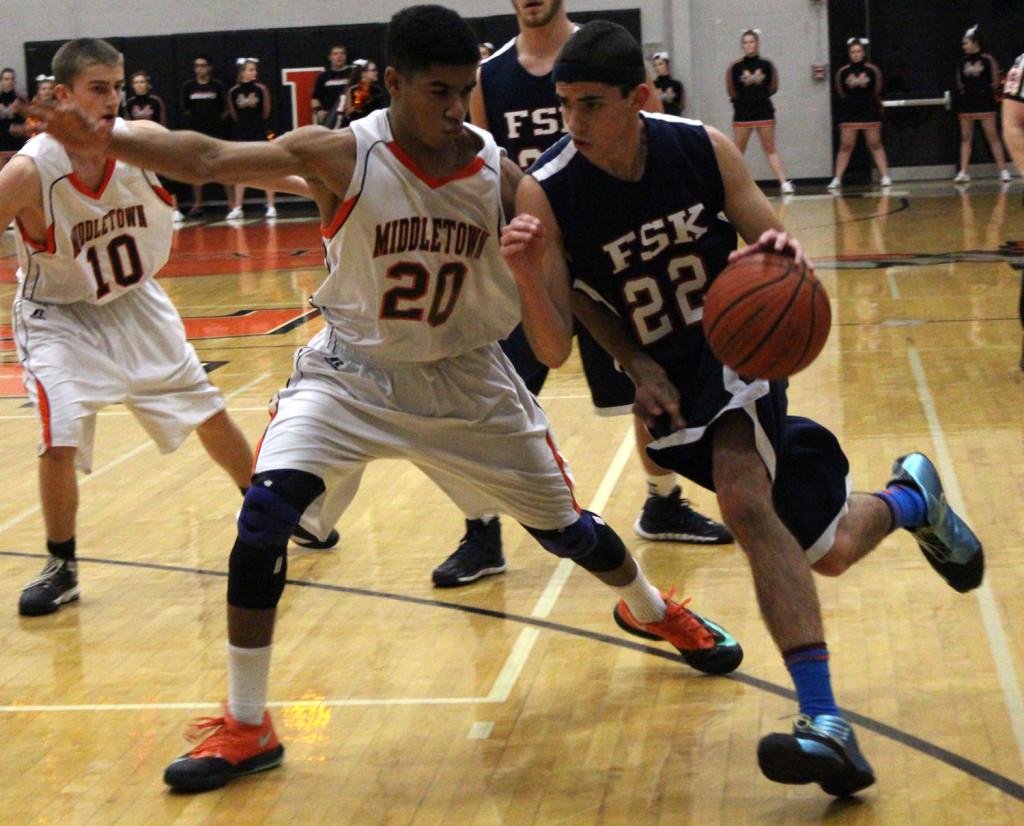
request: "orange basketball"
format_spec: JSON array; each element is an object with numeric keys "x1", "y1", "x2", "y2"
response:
[{"x1": 702, "y1": 252, "x2": 831, "y2": 380}]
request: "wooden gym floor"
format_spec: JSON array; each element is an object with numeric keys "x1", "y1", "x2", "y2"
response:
[{"x1": 0, "y1": 182, "x2": 1022, "y2": 824}]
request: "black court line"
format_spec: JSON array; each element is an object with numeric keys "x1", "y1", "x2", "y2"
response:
[
  {"x1": 789, "y1": 196, "x2": 911, "y2": 233},
  {"x1": 2, "y1": 548, "x2": 1023, "y2": 802}
]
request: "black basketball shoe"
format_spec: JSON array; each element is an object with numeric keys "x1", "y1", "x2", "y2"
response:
[
  {"x1": 290, "y1": 524, "x2": 340, "y2": 550},
  {"x1": 19, "y1": 557, "x2": 79, "y2": 616},
  {"x1": 432, "y1": 518, "x2": 506, "y2": 587},
  {"x1": 634, "y1": 487, "x2": 733, "y2": 544}
]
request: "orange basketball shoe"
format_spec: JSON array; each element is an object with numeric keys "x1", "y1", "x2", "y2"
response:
[
  {"x1": 613, "y1": 589, "x2": 743, "y2": 675},
  {"x1": 164, "y1": 708, "x2": 284, "y2": 792}
]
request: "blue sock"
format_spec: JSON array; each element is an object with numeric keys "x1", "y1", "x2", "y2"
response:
[
  {"x1": 874, "y1": 484, "x2": 927, "y2": 530},
  {"x1": 784, "y1": 644, "x2": 839, "y2": 718}
]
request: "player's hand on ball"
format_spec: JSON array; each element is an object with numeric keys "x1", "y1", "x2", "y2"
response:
[
  {"x1": 501, "y1": 214, "x2": 545, "y2": 277},
  {"x1": 728, "y1": 229, "x2": 814, "y2": 276}
]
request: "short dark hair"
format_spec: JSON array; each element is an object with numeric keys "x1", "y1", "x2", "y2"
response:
[
  {"x1": 131, "y1": 70, "x2": 150, "y2": 81},
  {"x1": 386, "y1": 5, "x2": 479, "y2": 75},
  {"x1": 52, "y1": 38, "x2": 123, "y2": 86},
  {"x1": 194, "y1": 53, "x2": 212, "y2": 65},
  {"x1": 1, "y1": 67, "x2": 14, "y2": 77},
  {"x1": 555, "y1": 21, "x2": 644, "y2": 97}
]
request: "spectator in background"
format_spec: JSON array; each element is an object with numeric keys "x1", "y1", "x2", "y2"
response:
[
  {"x1": 479, "y1": 41, "x2": 495, "y2": 60},
  {"x1": 312, "y1": 44, "x2": 350, "y2": 127},
  {"x1": 651, "y1": 51, "x2": 684, "y2": 115},
  {"x1": 11, "y1": 75, "x2": 54, "y2": 141},
  {"x1": 727, "y1": 30, "x2": 794, "y2": 194},
  {"x1": 952, "y1": 25, "x2": 1010, "y2": 185},
  {"x1": 226, "y1": 58, "x2": 275, "y2": 220},
  {"x1": 125, "y1": 70, "x2": 184, "y2": 223},
  {"x1": 339, "y1": 59, "x2": 386, "y2": 126},
  {"x1": 125, "y1": 70, "x2": 167, "y2": 125},
  {"x1": 181, "y1": 53, "x2": 227, "y2": 217},
  {"x1": 0, "y1": 67, "x2": 27, "y2": 152}
]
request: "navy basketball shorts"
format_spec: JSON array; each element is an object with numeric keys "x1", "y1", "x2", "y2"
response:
[
  {"x1": 499, "y1": 323, "x2": 636, "y2": 413},
  {"x1": 646, "y1": 367, "x2": 851, "y2": 563}
]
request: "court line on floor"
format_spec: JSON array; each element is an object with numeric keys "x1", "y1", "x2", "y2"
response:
[
  {"x1": 485, "y1": 422, "x2": 635, "y2": 703},
  {"x1": 0, "y1": 371, "x2": 272, "y2": 535},
  {"x1": 1, "y1": 548, "x2": 1023, "y2": 801},
  {"x1": 908, "y1": 347, "x2": 1024, "y2": 773}
]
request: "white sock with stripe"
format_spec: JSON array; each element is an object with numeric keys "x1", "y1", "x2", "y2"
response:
[{"x1": 614, "y1": 565, "x2": 667, "y2": 623}]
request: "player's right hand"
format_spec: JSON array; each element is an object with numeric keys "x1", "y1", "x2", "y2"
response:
[
  {"x1": 500, "y1": 214, "x2": 545, "y2": 278},
  {"x1": 627, "y1": 357, "x2": 686, "y2": 434},
  {"x1": 28, "y1": 101, "x2": 111, "y2": 155}
]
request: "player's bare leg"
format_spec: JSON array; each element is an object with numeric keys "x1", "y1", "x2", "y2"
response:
[
  {"x1": 712, "y1": 410, "x2": 874, "y2": 795},
  {"x1": 20, "y1": 447, "x2": 80, "y2": 615},
  {"x1": 958, "y1": 118, "x2": 975, "y2": 177},
  {"x1": 831, "y1": 128, "x2": 858, "y2": 184},
  {"x1": 196, "y1": 410, "x2": 253, "y2": 490},
  {"x1": 811, "y1": 494, "x2": 892, "y2": 576},
  {"x1": 632, "y1": 414, "x2": 733, "y2": 543}
]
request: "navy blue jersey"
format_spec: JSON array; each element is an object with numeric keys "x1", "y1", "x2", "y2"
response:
[
  {"x1": 531, "y1": 113, "x2": 737, "y2": 398},
  {"x1": 480, "y1": 37, "x2": 567, "y2": 170}
]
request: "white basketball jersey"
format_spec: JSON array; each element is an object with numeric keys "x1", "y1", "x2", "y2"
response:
[
  {"x1": 313, "y1": 109, "x2": 520, "y2": 362},
  {"x1": 13, "y1": 120, "x2": 174, "y2": 305}
]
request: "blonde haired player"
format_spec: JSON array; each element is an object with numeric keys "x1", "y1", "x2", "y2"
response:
[{"x1": 1, "y1": 38, "x2": 326, "y2": 617}]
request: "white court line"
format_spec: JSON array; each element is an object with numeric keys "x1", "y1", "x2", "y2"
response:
[
  {"x1": 886, "y1": 270, "x2": 902, "y2": 300},
  {"x1": 908, "y1": 348, "x2": 1024, "y2": 773},
  {"x1": 0, "y1": 412, "x2": 634, "y2": 715},
  {"x1": 0, "y1": 371, "x2": 272, "y2": 536},
  {"x1": 486, "y1": 423, "x2": 636, "y2": 703}
]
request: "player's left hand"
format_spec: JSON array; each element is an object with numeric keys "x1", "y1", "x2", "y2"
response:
[
  {"x1": 628, "y1": 357, "x2": 686, "y2": 434},
  {"x1": 27, "y1": 101, "x2": 111, "y2": 155},
  {"x1": 728, "y1": 229, "x2": 815, "y2": 276}
]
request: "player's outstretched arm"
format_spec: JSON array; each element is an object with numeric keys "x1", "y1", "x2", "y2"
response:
[
  {"x1": 34, "y1": 102, "x2": 316, "y2": 187},
  {"x1": 501, "y1": 175, "x2": 573, "y2": 367},
  {"x1": 709, "y1": 126, "x2": 814, "y2": 273}
]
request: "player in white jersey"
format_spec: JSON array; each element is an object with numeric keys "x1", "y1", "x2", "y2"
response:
[
  {"x1": 39, "y1": 5, "x2": 744, "y2": 792},
  {"x1": 0, "y1": 39, "x2": 323, "y2": 618}
]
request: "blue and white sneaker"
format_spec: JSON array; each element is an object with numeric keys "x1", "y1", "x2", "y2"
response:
[
  {"x1": 758, "y1": 713, "x2": 875, "y2": 796},
  {"x1": 888, "y1": 452, "x2": 983, "y2": 592}
]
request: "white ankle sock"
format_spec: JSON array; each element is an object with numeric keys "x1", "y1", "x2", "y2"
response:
[
  {"x1": 227, "y1": 643, "x2": 272, "y2": 725},
  {"x1": 646, "y1": 473, "x2": 677, "y2": 498},
  {"x1": 614, "y1": 565, "x2": 666, "y2": 623}
]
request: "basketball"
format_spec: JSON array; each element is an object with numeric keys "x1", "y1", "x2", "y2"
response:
[{"x1": 702, "y1": 252, "x2": 831, "y2": 380}]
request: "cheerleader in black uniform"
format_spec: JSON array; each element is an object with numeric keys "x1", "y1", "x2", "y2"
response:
[
  {"x1": 124, "y1": 71, "x2": 184, "y2": 223},
  {"x1": 726, "y1": 29, "x2": 793, "y2": 194},
  {"x1": 829, "y1": 38, "x2": 890, "y2": 189},
  {"x1": 953, "y1": 25, "x2": 1010, "y2": 184},
  {"x1": 226, "y1": 58, "x2": 275, "y2": 219}
]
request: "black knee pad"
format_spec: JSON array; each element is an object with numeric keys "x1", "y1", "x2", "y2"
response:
[
  {"x1": 524, "y1": 510, "x2": 627, "y2": 573},
  {"x1": 228, "y1": 537, "x2": 288, "y2": 610},
  {"x1": 228, "y1": 469, "x2": 326, "y2": 610}
]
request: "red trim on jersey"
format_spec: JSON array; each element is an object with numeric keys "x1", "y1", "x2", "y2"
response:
[
  {"x1": 151, "y1": 184, "x2": 175, "y2": 206},
  {"x1": 16, "y1": 218, "x2": 56, "y2": 254},
  {"x1": 35, "y1": 376, "x2": 52, "y2": 451},
  {"x1": 545, "y1": 431, "x2": 581, "y2": 514},
  {"x1": 840, "y1": 121, "x2": 882, "y2": 129},
  {"x1": 321, "y1": 195, "x2": 358, "y2": 239},
  {"x1": 733, "y1": 119, "x2": 775, "y2": 128},
  {"x1": 67, "y1": 158, "x2": 116, "y2": 199},
  {"x1": 386, "y1": 141, "x2": 485, "y2": 188}
]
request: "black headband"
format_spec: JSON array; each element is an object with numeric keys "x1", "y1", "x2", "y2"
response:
[{"x1": 552, "y1": 62, "x2": 646, "y2": 86}]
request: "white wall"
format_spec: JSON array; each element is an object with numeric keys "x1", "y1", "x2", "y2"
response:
[{"x1": 2, "y1": 0, "x2": 834, "y2": 179}]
